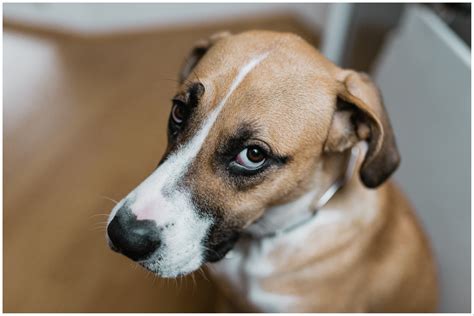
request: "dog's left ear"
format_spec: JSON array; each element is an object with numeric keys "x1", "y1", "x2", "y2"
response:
[
  {"x1": 324, "y1": 70, "x2": 400, "y2": 188},
  {"x1": 179, "y1": 31, "x2": 231, "y2": 84}
]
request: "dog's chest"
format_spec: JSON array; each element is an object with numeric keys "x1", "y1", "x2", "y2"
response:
[{"x1": 209, "y1": 239, "x2": 295, "y2": 312}]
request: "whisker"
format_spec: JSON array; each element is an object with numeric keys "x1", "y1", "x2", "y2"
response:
[
  {"x1": 201, "y1": 245, "x2": 220, "y2": 258},
  {"x1": 91, "y1": 223, "x2": 109, "y2": 229},
  {"x1": 192, "y1": 69, "x2": 202, "y2": 83},
  {"x1": 90, "y1": 227, "x2": 106, "y2": 232},
  {"x1": 90, "y1": 226, "x2": 107, "y2": 231},
  {"x1": 90, "y1": 222, "x2": 108, "y2": 230},
  {"x1": 191, "y1": 272, "x2": 197, "y2": 289},
  {"x1": 89, "y1": 213, "x2": 110, "y2": 219},
  {"x1": 198, "y1": 266, "x2": 210, "y2": 282},
  {"x1": 92, "y1": 220, "x2": 109, "y2": 225},
  {"x1": 100, "y1": 195, "x2": 119, "y2": 205},
  {"x1": 90, "y1": 226, "x2": 106, "y2": 230}
]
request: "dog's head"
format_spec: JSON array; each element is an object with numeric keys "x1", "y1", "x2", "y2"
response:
[{"x1": 106, "y1": 31, "x2": 399, "y2": 277}]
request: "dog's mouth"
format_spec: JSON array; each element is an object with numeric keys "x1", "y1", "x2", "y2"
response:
[
  {"x1": 108, "y1": 229, "x2": 241, "y2": 277},
  {"x1": 121, "y1": 234, "x2": 241, "y2": 279},
  {"x1": 106, "y1": 192, "x2": 244, "y2": 277},
  {"x1": 204, "y1": 231, "x2": 241, "y2": 262}
]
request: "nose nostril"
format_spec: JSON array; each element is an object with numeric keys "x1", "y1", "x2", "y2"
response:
[{"x1": 107, "y1": 209, "x2": 161, "y2": 261}]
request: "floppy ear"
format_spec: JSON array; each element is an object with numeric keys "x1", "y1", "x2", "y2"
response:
[
  {"x1": 324, "y1": 70, "x2": 400, "y2": 188},
  {"x1": 179, "y1": 31, "x2": 231, "y2": 84}
]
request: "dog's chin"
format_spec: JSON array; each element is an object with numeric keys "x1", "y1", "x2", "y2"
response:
[
  {"x1": 140, "y1": 235, "x2": 240, "y2": 278},
  {"x1": 139, "y1": 257, "x2": 203, "y2": 278}
]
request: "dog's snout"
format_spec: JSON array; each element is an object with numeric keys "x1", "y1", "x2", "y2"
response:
[{"x1": 107, "y1": 206, "x2": 161, "y2": 261}]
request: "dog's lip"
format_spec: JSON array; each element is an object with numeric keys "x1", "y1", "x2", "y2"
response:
[
  {"x1": 205, "y1": 231, "x2": 241, "y2": 262},
  {"x1": 109, "y1": 244, "x2": 120, "y2": 253},
  {"x1": 107, "y1": 237, "x2": 120, "y2": 253}
]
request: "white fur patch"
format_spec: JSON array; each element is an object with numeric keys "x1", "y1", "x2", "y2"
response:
[
  {"x1": 107, "y1": 52, "x2": 270, "y2": 277},
  {"x1": 210, "y1": 240, "x2": 296, "y2": 312}
]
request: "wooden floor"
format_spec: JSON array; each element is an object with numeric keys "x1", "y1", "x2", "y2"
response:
[{"x1": 3, "y1": 15, "x2": 319, "y2": 312}]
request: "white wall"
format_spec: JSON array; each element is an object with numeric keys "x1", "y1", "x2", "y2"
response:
[{"x1": 3, "y1": 3, "x2": 328, "y2": 35}]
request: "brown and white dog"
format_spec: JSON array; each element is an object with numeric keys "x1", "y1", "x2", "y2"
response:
[{"x1": 106, "y1": 31, "x2": 438, "y2": 312}]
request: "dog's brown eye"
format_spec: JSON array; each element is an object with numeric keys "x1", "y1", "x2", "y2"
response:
[
  {"x1": 234, "y1": 146, "x2": 266, "y2": 170},
  {"x1": 247, "y1": 147, "x2": 265, "y2": 163},
  {"x1": 171, "y1": 103, "x2": 186, "y2": 124}
]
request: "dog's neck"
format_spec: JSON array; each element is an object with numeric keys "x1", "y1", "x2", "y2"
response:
[{"x1": 244, "y1": 147, "x2": 359, "y2": 239}]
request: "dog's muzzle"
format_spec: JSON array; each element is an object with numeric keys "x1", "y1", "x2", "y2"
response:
[{"x1": 107, "y1": 205, "x2": 161, "y2": 261}]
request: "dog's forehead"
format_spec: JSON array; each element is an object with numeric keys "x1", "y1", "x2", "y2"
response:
[
  {"x1": 196, "y1": 31, "x2": 336, "y2": 75},
  {"x1": 186, "y1": 33, "x2": 338, "y2": 153}
]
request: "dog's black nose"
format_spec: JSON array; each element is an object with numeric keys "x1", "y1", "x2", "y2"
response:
[{"x1": 107, "y1": 207, "x2": 161, "y2": 261}]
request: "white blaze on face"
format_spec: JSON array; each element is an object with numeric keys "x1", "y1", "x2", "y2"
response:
[{"x1": 107, "y1": 52, "x2": 270, "y2": 277}]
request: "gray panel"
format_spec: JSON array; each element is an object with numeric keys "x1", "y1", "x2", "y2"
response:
[{"x1": 373, "y1": 5, "x2": 471, "y2": 312}]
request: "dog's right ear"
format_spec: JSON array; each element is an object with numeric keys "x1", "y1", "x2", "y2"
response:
[{"x1": 179, "y1": 31, "x2": 231, "y2": 84}]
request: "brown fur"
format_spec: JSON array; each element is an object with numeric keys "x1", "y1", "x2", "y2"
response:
[{"x1": 172, "y1": 30, "x2": 438, "y2": 312}]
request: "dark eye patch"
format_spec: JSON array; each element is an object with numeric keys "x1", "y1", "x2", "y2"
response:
[
  {"x1": 175, "y1": 81, "x2": 205, "y2": 108},
  {"x1": 168, "y1": 82, "x2": 205, "y2": 140},
  {"x1": 216, "y1": 125, "x2": 256, "y2": 161},
  {"x1": 187, "y1": 82, "x2": 205, "y2": 107},
  {"x1": 214, "y1": 123, "x2": 290, "y2": 191}
]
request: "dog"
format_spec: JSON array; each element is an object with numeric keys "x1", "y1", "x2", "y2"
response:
[{"x1": 106, "y1": 30, "x2": 438, "y2": 312}]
